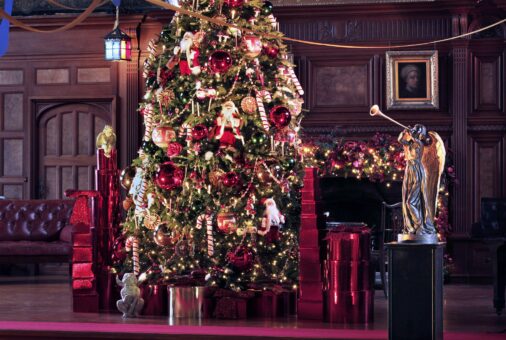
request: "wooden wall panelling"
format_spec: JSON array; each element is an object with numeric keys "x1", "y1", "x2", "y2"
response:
[
  {"x1": 304, "y1": 55, "x2": 374, "y2": 126},
  {"x1": 469, "y1": 133, "x2": 505, "y2": 224},
  {"x1": 472, "y1": 53, "x2": 502, "y2": 113},
  {"x1": 451, "y1": 41, "x2": 470, "y2": 236}
]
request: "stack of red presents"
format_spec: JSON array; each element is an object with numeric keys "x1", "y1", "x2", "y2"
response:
[{"x1": 298, "y1": 168, "x2": 325, "y2": 319}]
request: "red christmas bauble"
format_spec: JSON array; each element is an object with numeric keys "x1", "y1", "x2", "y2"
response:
[
  {"x1": 269, "y1": 105, "x2": 291, "y2": 129},
  {"x1": 222, "y1": 172, "x2": 239, "y2": 187},
  {"x1": 263, "y1": 44, "x2": 279, "y2": 58},
  {"x1": 227, "y1": 246, "x2": 254, "y2": 271},
  {"x1": 192, "y1": 124, "x2": 208, "y2": 141},
  {"x1": 224, "y1": 0, "x2": 244, "y2": 7},
  {"x1": 241, "y1": 35, "x2": 262, "y2": 58},
  {"x1": 209, "y1": 50, "x2": 232, "y2": 74},
  {"x1": 152, "y1": 126, "x2": 176, "y2": 148},
  {"x1": 155, "y1": 162, "x2": 184, "y2": 190}
]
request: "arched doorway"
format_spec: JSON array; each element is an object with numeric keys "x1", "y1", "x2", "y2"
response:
[{"x1": 34, "y1": 101, "x2": 114, "y2": 199}]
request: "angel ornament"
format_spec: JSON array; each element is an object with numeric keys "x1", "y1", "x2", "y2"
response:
[
  {"x1": 370, "y1": 105, "x2": 445, "y2": 243},
  {"x1": 258, "y1": 198, "x2": 285, "y2": 236}
]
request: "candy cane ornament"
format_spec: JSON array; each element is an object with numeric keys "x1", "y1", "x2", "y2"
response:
[
  {"x1": 143, "y1": 104, "x2": 155, "y2": 141},
  {"x1": 287, "y1": 67, "x2": 304, "y2": 96},
  {"x1": 255, "y1": 91, "x2": 271, "y2": 131},
  {"x1": 132, "y1": 237, "x2": 140, "y2": 276},
  {"x1": 196, "y1": 214, "x2": 214, "y2": 256}
]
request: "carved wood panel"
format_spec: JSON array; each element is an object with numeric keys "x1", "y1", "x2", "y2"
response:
[
  {"x1": 306, "y1": 57, "x2": 373, "y2": 125},
  {"x1": 469, "y1": 134, "x2": 505, "y2": 224},
  {"x1": 472, "y1": 54, "x2": 502, "y2": 113}
]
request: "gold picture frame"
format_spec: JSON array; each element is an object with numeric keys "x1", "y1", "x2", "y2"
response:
[{"x1": 386, "y1": 50, "x2": 439, "y2": 110}]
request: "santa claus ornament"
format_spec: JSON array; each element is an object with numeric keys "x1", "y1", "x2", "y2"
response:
[
  {"x1": 258, "y1": 198, "x2": 285, "y2": 236},
  {"x1": 213, "y1": 101, "x2": 245, "y2": 147},
  {"x1": 174, "y1": 32, "x2": 201, "y2": 75}
]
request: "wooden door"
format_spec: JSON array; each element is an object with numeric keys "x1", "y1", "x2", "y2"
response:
[{"x1": 35, "y1": 101, "x2": 112, "y2": 199}]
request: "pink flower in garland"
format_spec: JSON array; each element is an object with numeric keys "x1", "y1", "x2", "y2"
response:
[{"x1": 167, "y1": 142, "x2": 183, "y2": 157}]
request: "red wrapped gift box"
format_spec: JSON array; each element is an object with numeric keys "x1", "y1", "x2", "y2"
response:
[
  {"x1": 323, "y1": 290, "x2": 374, "y2": 323},
  {"x1": 323, "y1": 260, "x2": 371, "y2": 291},
  {"x1": 325, "y1": 226, "x2": 370, "y2": 261},
  {"x1": 140, "y1": 284, "x2": 168, "y2": 316},
  {"x1": 248, "y1": 290, "x2": 296, "y2": 318},
  {"x1": 203, "y1": 288, "x2": 254, "y2": 319}
]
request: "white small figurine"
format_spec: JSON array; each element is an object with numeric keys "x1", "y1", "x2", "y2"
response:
[
  {"x1": 116, "y1": 273, "x2": 144, "y2": 318},
  {"x1": 95, "y1": 125, "x2": 116, "y2": 158},
  {"x1": 259, "y1": 198, "x2": 285, "y2": 236}
]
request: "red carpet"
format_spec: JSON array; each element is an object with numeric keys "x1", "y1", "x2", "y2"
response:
[{"x1": 0, "y1": 321, "x2": 504, "y2": 339}]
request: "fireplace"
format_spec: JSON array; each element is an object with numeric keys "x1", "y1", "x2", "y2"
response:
[{"x1": 319, "y1": 177, "x2": 402, "y2": 233}]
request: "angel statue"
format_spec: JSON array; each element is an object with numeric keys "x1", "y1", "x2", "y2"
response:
[
  {"x1": 370, "y1": 105, "x2": 445, "y2": 243},
  {"x1": 116, "y1": 273, "x2": 144, "y2": 318},
  {"x1": 96, "y1": 125, "x2": 116, "y2": 158}
]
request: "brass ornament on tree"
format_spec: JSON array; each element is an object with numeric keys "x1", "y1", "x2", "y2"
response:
[
  {"x1": 153, "y1": 223, "x2": 179, "y2": 247},
  {"x1": 240, "y1": 96, "x2": 257, "y2": 114}
]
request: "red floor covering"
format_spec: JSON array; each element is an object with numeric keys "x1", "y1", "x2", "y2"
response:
[{"x1": 0, "y1": 321, "x2": 504, "y2": 340}]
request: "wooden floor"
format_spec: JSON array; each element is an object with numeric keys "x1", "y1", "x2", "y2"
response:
[{"x1": 0, "y1": 265, "x2": 505, "y2": 339}]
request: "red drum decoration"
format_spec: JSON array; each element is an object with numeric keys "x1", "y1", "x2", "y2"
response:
[
  {"x1": 269, "y1": 105, "x2": 291, "y2": 129},
  {"x1": 241, "y1": 35, "x2": 262, "y2": 58},
  {"x1": 155, "y1": 162, "x2": 184, "y2": 190},
  {"x1": 222, "y1": 172, "x2": 239, "y2": 187},
  {"x1": 192, "y1": 124, "x2": 208, "y2": 141},
  {"x1": 217, "y1": 210, "x2": 237, "y2": 233},
  {"x1": 224, "y1": 0, "x2": 244, "y2": 7},
  {"x1": 152, "y1": 126, "x2": 176, "y2": 148},
  {"x1": 227, "y1": 246, "x2": 254, "y2": 271},
  {"x1": 209, "y1": 50, "x2": 233, "y2": 74}
]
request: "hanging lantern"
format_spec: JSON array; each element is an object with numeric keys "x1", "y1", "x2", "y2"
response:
[{"x1": 104, "y1": 7, "x2": 132, "y2": 61}]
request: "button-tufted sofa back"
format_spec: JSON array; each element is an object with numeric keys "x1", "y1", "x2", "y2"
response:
[{"x1": 0, "y1": 200, "x2": 75, "y2": 242}]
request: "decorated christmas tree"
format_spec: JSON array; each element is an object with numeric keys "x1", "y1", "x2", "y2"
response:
[{"x1": 116, "y1": 0, "x2": 305, "y2": 291}]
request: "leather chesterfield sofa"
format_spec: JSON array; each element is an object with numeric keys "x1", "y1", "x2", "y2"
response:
[{"x1": 0, "y1": 200, "x2": 75, "y2": 268}]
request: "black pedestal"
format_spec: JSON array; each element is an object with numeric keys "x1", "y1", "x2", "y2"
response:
[{"x1": 386, "y1": 242, "x2": 444, "y2": 340}]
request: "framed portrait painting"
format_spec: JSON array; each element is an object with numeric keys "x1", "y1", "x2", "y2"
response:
[{"x1": 386, "y1": 50, "x2": 439, "y2": 110}]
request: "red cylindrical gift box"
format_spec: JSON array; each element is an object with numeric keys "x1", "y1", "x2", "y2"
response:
[
  {"x1": 323, "y1": 260, "x2": 371, "y2": 292},
  {"x1": 323, "y1": 290, "x2": 374, "y2": 323},
  {"x1": 325, "y1": 223, "x2": 370, "y2": 261},
  {"x1": 323, "y1": 223, "x2": 373, "y2": 323}
]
